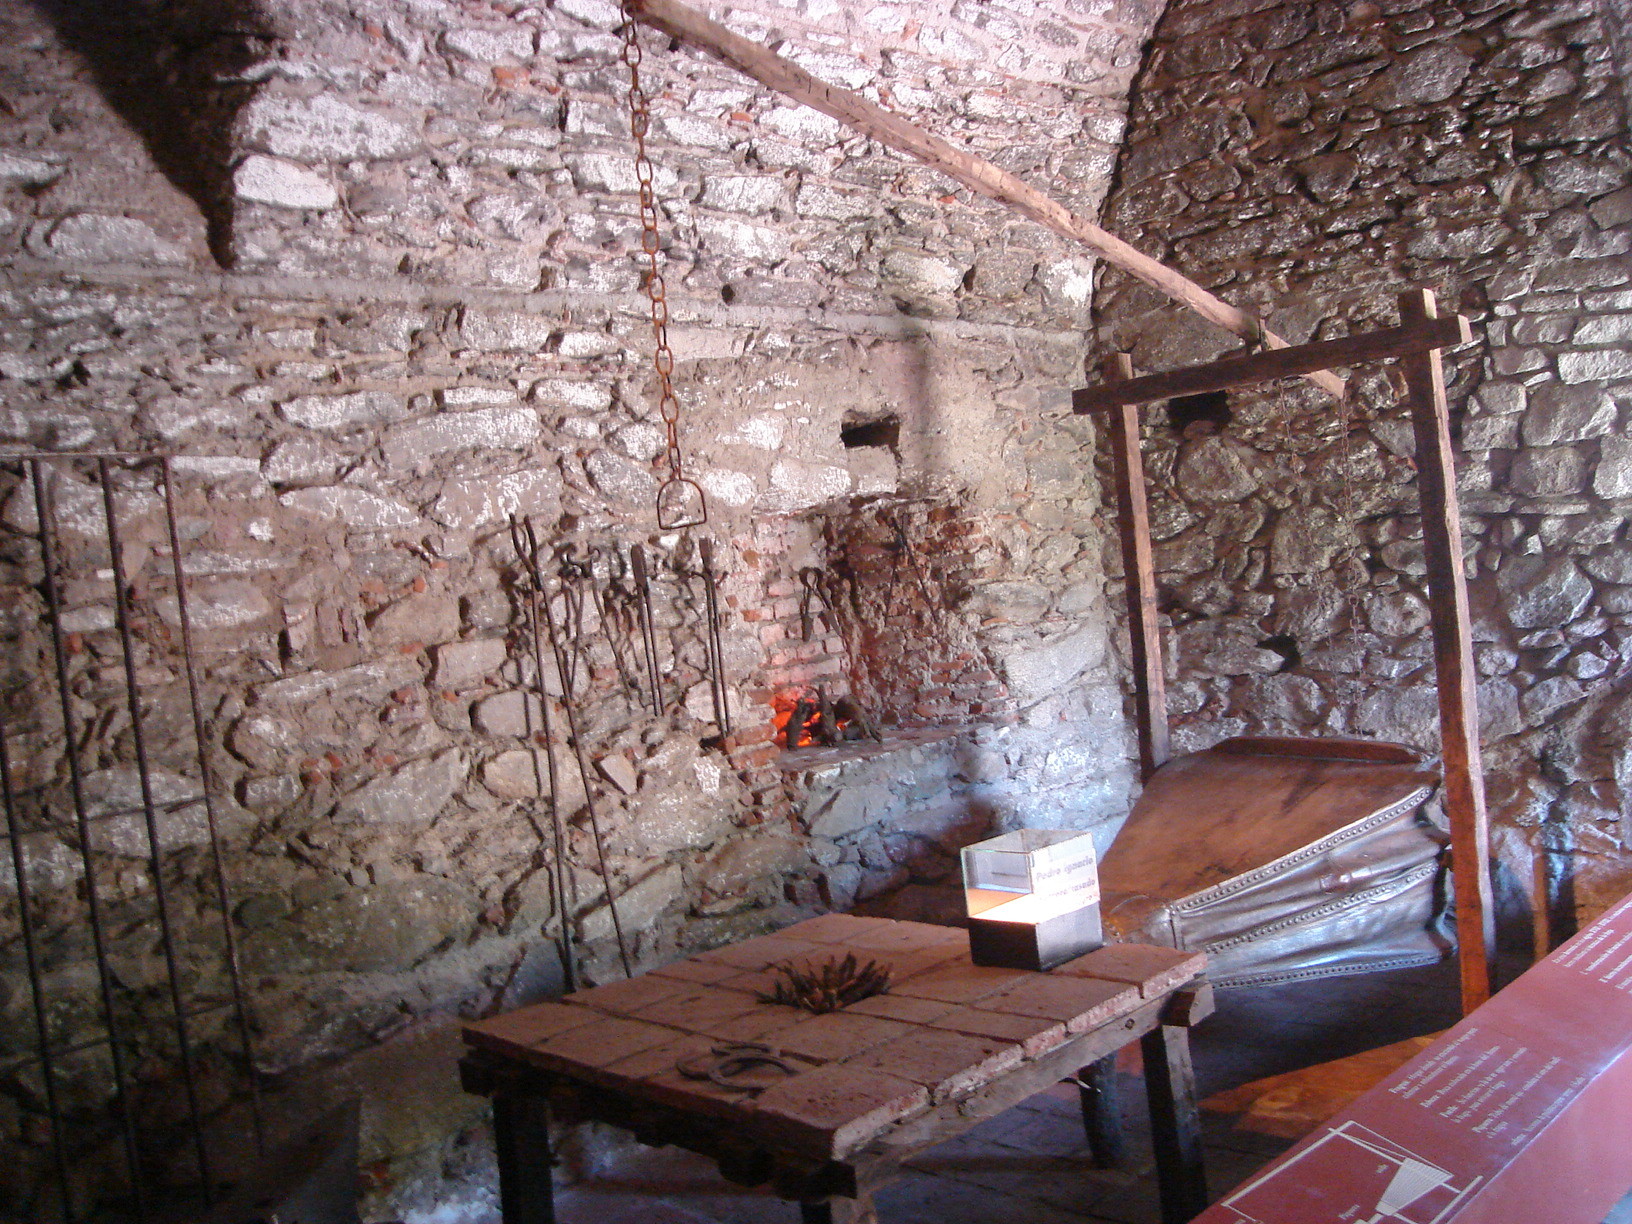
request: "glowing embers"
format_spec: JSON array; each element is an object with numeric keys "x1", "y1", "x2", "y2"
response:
[
  {"x1": 775, "y1": 686, "x2": 880, "y2": 749},
  {"x1": 962, "y1": 829, "x2": 1104, "y2": 971}
]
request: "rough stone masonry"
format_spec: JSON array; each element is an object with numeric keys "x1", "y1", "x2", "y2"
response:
[
  {"x1": 1095, "y1": 0, "x2": 1632, "y2": 943},
  {"x1": 0, "y1": 0, "x2": 1164, "y2": 1218}
]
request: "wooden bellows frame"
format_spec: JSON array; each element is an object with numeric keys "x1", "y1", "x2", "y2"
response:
[{"x1": 1075, "y1": 288, "x2": 1494, "y2": 1014}]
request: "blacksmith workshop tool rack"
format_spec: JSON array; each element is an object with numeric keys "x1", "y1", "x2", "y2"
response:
[{"x1": 0, "y1": 453, "x2": 263, "y2": 1221}]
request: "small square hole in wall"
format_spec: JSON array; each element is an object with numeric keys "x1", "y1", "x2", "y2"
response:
[
  {"x1": 1166, "y1": 390, "x2": 1232, "y2": 437},
  {"x1": 841, "y1": 413, "x2": 901, "y2": 451}
]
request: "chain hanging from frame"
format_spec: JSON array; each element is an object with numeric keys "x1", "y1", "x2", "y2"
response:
[{"x1": 619, "y1": 2, "x2": 708, "y2": 529}]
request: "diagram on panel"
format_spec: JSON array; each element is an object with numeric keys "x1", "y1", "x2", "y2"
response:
[{"x1": 1217, "y1": 1121, "x2": 1484, "y2": 1224}]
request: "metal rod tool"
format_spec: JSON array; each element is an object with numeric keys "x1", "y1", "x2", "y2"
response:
[
  {"x1": 630, "y1": 544, "x2": 664, "y2": 717},
  {"x1": 699, "y1": 538, "x2": 731, "y2": 736}
]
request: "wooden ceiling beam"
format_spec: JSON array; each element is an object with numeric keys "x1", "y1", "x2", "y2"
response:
[{"x1": 626, "y1": 0, "x2": 1347, "y2": 399}]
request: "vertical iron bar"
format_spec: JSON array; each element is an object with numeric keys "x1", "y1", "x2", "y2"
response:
[
  {"x1": 699, "y1": 538, "x2": 731, "y2": 736},
  {"x1": 523, "y1": 521, "x2": 633, "y2": 977},
  {"x1": 511, "y1": 523, "x2": 577, "y2": 993},
  {"x1": 31, "y1": 459, "x2": 148, "y2": 1222},
  {"x1": 630, "y1": 545, "x2": 663, "y2": 716},
  {"x1": 0, "y1": 703, "x2": 76, "y2": 1221},
  {"x1": 97, "y1": 459, "x2": 213, "y2": 1201},
  {"x1": 158, "y1": 459, "x2": 265, "y2": 1154}
]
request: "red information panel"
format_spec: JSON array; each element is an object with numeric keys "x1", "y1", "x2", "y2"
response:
[{"x1": 1198, "y1": 892, "x2": 1632, "y2": 1224}]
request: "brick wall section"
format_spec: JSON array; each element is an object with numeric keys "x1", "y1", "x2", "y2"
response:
[{"x1": 1096, "y1": 0, "x2": 1632, "y2": 941}]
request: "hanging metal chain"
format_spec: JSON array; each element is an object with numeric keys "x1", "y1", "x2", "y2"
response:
[{"x1": 619, "y1": 2, "x2": 706, "y2": 528}]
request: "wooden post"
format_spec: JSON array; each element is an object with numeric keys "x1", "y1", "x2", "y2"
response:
[
  {"x1": 1076, "y1": 1059, "x2": 1128, "y2": 1168},
  {"x1": 626, "y1": 0, "x2": 1343, "y2": 398},
  {"x1": 1105, "y1": 353, "x2": 1170, "y2": 781},
  {"x1": 1399, "y1": 288, "x2": 1495, "y2": 1014},
  {"x1": 1142, "y1": 1025, "x2": 1208, "y2": 1224},
  {"x1": 493, "y1": 1091, "x2": 556, "y2": 1224}
]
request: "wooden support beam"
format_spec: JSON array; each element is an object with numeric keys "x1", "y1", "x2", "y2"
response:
[
  {"x1": 1399, "y1": 288, "x2": 1495, "y2": 1015},
  {"x1": 1073, "y1": 311, "x2": 1473, "y2": 413},
  {"x1": 626, "y1": 0, "x2": 1345, "y2": 398},
  {"x1": 1104, "y1": 353, "x2": 1169, "y2": 781}
]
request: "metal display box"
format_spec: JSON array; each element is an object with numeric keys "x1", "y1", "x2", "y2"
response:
[{"x1": 962, "y1": 829, "x2": 1103, "y2": 971}]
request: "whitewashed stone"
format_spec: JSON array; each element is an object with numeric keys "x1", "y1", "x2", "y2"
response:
[
  {"x1": 430, "y1": 468, "x2": 561, "y2": 529},
  {"x1": 264, "y1": 439, "x2": 342, "y2": 484},
  {"x1": 431, "y1": 638, "x2": 508, "y2": 687},
  {"x1": 158, "y1": 580, "x2": 273, "y2": 630},
  {"x1": 700, "y1": 175, "x2": 785, "y2": 213},
  {"x1": 482, "y1": 750, "x2": 542, "y2": 800},
  {"x1": 473, "y1": 690, "x2": 545, "y2": 736},
  {"x1": 1559, "y1": 349, "x2": 1632, "y2": 382},
  {"x1": 382, "y1": 407, "x2": 541, "y2": 468},
  {"x1": 1372, "y1": 46, "x2": 1474, "y2": 108},
  {"x1": 336, "y1": 751, "x2": 465, "y2": 823},
  {"x1": 242, "y1": 93, "x2": 420, "y2": 161},
  {"x1": 439, "y1": 386, "x2": 516, "y2": 407},
  {"x1": 280, "y1": 486, "x2": 420, "y2": 530},
  {"x1": 696, "y1": 215, "x2": 791, "y2": 261},
  {"x1": 996, "y1": 624, "x2": 1107, "y2": 703},
  {"x1": 757, "y1": 459, "x2": 851, "y2": 511},
  {"x1": 881, "y1": 249, "x2": 964, "y2": 295},
  {"x1": 461, "y1": 309, "x2": 553, "y2": 350},
  {"x1": 564, "y1": 152, "x2": 678, "y2": 195},
  {"x1": 370, "y1": 593, "x2": 460, "y2": 645},
  {"x1": 442, "y1": 27, "x2": 533, "y2": 61},
  {"x1": 532, "y1": 380, "x2": 612, "y2": 411},
  {"x1": 1038, "y1": 258, "x2": 1096, "y2": 307},
  {"x1": 579, "y1": 864, "x2": 683, "y2": 942},
  {"x1": 584, "y1": 449, "x2": 658, "y2": 502},
  {"x1": 555, "y1": 0, "x2": 620, "y2": 27},
  {"x1": 37, "y1": 215, "x2": 187, "y2": 266},
  {"x1": 611, "y1": 422, "x2": 664, "y2": 462},
  {"x1": 0, "y1": 153, "x2": 62, "y2": 186},
  {"x1": 722, "y1": 413, "x2": 785, "y2": 450},
  {"x1": 1497, "y1": 557, "x2": 1594, "y2": 628},
  {"x1": 1594, "y1": 437, "x2": 1632, "y2": 497},
  {"x1": 233, "y1": 155, "x2": 339, "y2": 209},
  {"x1": 252, "y1": 656, "x2": 421, "y2": 706},
  {"x1": 761, "y1": 106, "x2": 842, "y2": 142},
  {"x1": 596, "y1": 755, "x2": 638, "y2": 794},
  {"x1": 699, "y1": 468, "x2": 757, "y2": 507},
  {"x1": 280, "y1": 390, "x2": 405, "y2": 430}
]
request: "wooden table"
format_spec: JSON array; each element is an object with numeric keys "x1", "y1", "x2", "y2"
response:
[{"x1": 461, "y1": 914, "x2": 1213, "y2": 1224}]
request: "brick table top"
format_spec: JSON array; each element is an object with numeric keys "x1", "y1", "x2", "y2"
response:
[{"x1": 464, "y1": 914, "x2": 1204, "y2": 1163}]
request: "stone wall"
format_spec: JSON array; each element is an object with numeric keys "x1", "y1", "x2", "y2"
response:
[
  {"x1": 0, "y1": 0, "x2": 1162, "y2": 1218},
  {"x1": 1094, "y1": 0, "x2": 1632, "y2": 948}
]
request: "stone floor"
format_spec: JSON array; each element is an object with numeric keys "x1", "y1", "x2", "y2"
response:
[{"x1": 548, "y1": 958, "x2": 1473, "y2": 1224}]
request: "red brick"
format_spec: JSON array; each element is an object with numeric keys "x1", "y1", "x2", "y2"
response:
[
  {"x1": 771, "y1": 1012, "x2": 915, "y2": 1063},
  {"x1": 632, "y1": 986, "x2": 761, "y2": 1034},
  {"x1": 463, "y1": 1001, "x2": 598, "y2": 1056},
  {"x1": 1055, "y1": 944, "x2": 1206, "y2": 998},
  {"x1": 848, "y1": 1028, "x2": 1024, "y2": 1101},
  {"x1": 928, "y1": 1007, "x2": 1068, "y2": 1058},
  {"x1": 750, "y1": 1064, "x2": 929, "y2": 1158},
  {"x1": 842, "y1": 994, "x2": 957, "y2": 1025},
  {"x1": 567, "y1": 973, "x2": 691, "y2": 1017},
  {"x1": 695, "y1": 934, "x2": 830, "y2": 971},
  {"x1": 890, "y1": 961, "x2": 1031, "y2": 1005},
  {"x1": 785, "y1": 913, "x2": 894, "y2": 945},
  {"x1": 973, "y1": 975, "x2": 1138, "y2": 1034},
  {"x1": 528, "y1": 1016, "x2": 678, "y2": 1072},
  {"x1": 649, "y1": 958, "x2": 743, "y2": 986}
]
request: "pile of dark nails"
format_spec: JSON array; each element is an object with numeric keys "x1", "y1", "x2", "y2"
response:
[{"x1": 756, "y1": 954, "x2": 893, "y2": 1014}]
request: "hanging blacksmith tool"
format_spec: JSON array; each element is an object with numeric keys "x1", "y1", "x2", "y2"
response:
[
  {"x1": 699, "y1": 537, "x2": 732, "y2": 736},
  {"x1": 516, "y1": 517, "x2": 633, "y2": 978},
  {"x1": 798, "y1": 566, "x2": 828, "y2": 641},
  {"x1": 630, "y1": 543, "x2": 664, "y2": 716},
  {"x1": 556, "y1": 544, "x2": 593, "y2": 696},
  {"x1": 506, "y1": 520, "x2": 578, "y2": 993},
  {"x1": 587, "y1": 544, "x2": 643, "y2": 704},
  {"x1": 888, "y1": 512, "x2": 939, "y2": 623}
]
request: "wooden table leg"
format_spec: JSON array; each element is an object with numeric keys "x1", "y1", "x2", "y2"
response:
[
  {"x1": 799, "y1": 1193, "x2": 876, "y2": 1224},
  {"x1": 1142, "y1": 1024, "x2": 1208, "y2": 1224},
  {"x1": 493, "y1": 1091, "x2": 555, "y2": 1224},
  {"x1": 1076, "y1": 1056, "x2": 1129, "y2": 1168}
]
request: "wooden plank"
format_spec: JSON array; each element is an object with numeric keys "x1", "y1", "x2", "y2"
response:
[
  {"x1": 1072, "y1": 312, "x2": 1472, "y2": 413},
  {"x1": 1212, "y1": 735, "x2": 1424, "y2": 764},
  {"x1": 1105, "y1": 353, "x2": 1170, "y2": 780},
  {"x1": 627, "y1": 0, "x2": 1344, "y2": 397},
  {"x1": 1142, "y1": 1025, "x2": 1208, "y2": 1224},
  {"x1": 1399, "y1": 288, "x2": 1494, "y2": 1015}
]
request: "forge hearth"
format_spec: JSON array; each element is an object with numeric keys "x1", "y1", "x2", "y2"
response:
[{"x1": 779, "y1": 687, "x2": 881, "y2": 748}]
